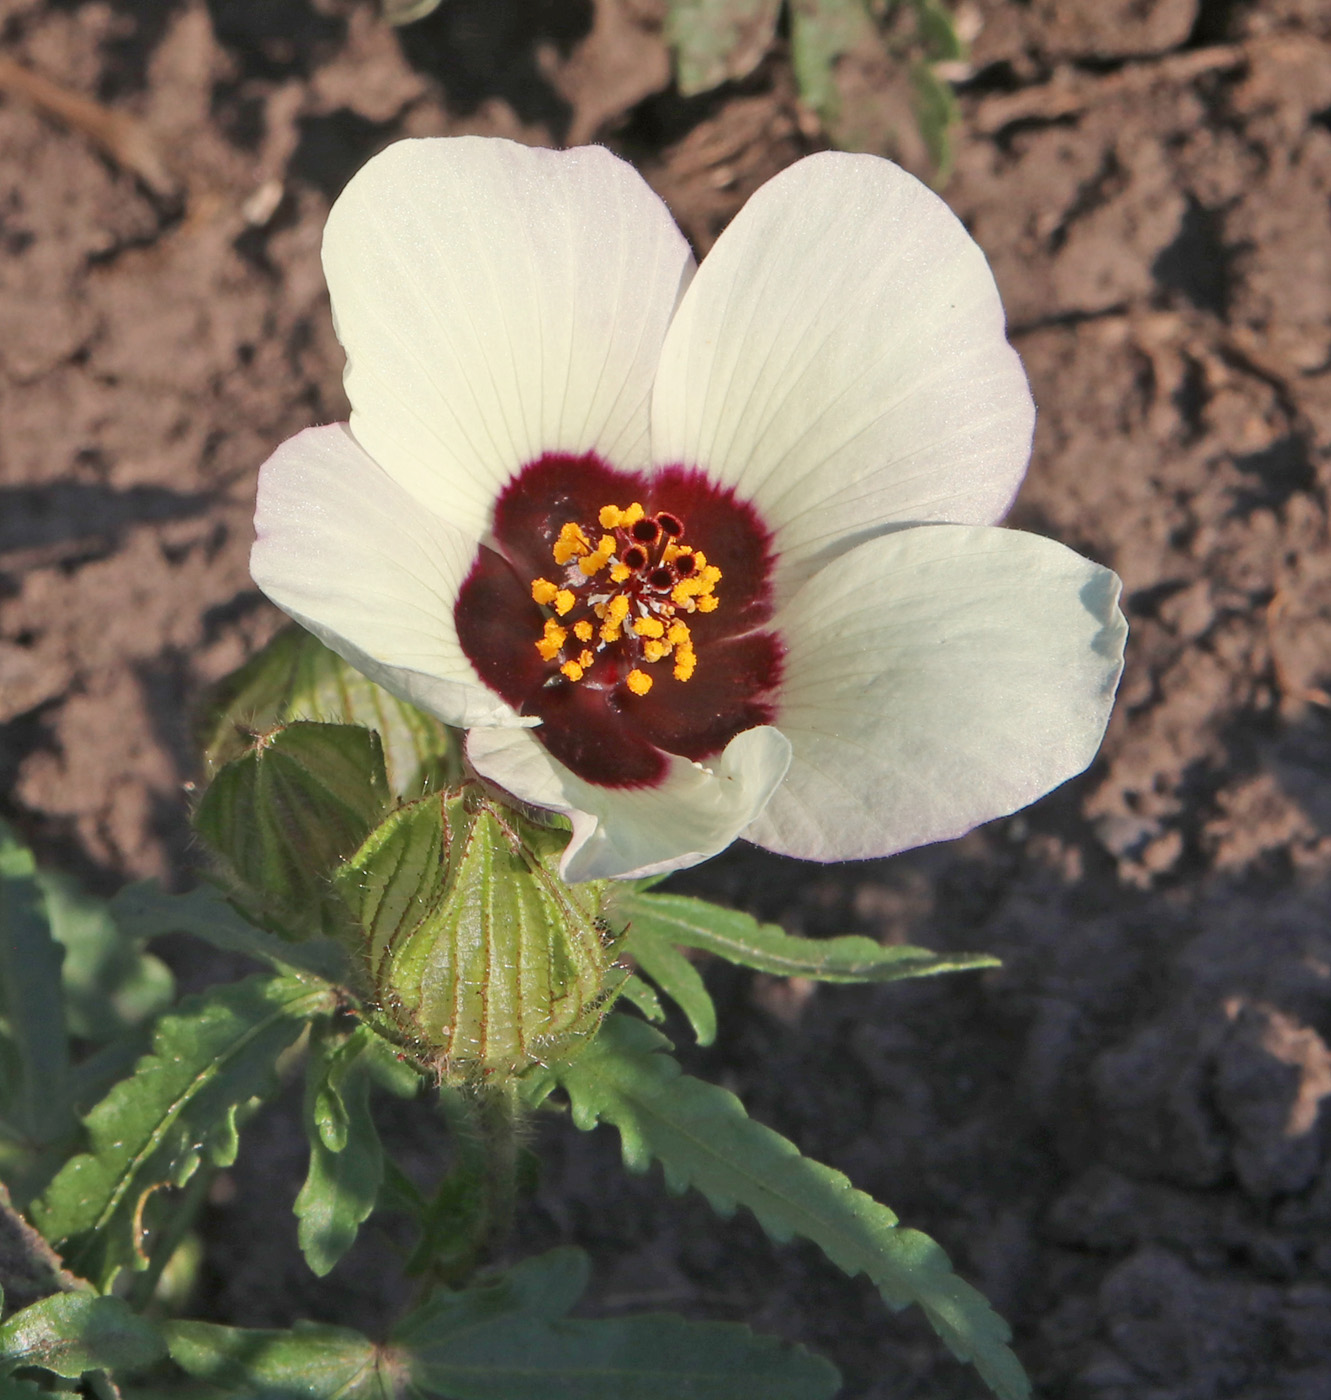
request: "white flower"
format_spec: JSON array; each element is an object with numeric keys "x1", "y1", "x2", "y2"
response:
[{"x1": 251, "y1": 137, "x2": 1126, "y2": 882}]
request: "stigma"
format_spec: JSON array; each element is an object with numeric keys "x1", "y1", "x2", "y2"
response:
[{"x1": 529, "y1": 501, "x2": 721, "y2": 695}]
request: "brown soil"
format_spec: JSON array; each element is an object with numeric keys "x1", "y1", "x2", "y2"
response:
[{"x1": 3, "y1": 1, "x2": 1331, "y2": 1396}]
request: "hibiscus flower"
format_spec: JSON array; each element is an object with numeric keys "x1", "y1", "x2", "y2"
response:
[{"x1": 251, "y1": 137, "x2": 1125, "y2": 882}]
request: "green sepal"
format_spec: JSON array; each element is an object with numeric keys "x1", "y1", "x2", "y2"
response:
[
  {"x1": 0, "y1": 1294, "x2": 165, "y2": 1380},
  {"x1": 552, "y1": 1015, "x2": 1030, "y2": 1400},
  {"x1": 31, "y1": 974, "x2": 336, "y2": 1290},
  {"x1": 194, "y1": 721, "x2": 391, "y2": 942},
  {"x1": 295, "y1": 1025, "x2": 384, "y2": 1277},
  {"x1": 608, "y1": 886, "x2": 999, "y2": 982},
  {"x1": 199, "y1": 624, "x2": 457, "y2": 800},
  {"x1": 336, "y1": 789, "x2": 624, "y2": 1087}
]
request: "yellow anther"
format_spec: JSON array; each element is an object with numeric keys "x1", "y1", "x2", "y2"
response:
[
  {"x1": 609, "y1": 562, "x2": 631, "y2": 583},
  {"x1": 554, "y1": 589, "x2": 576, "y2": 616},
  {"x1": 573, "y1": 619, "x2": 594, "y2": 642},
  {"x1": 598, "y1": 504, "x2": 624, "y2": 529},
  {"x1": 531, "y1": 578, "x2": 559, "y2": 606},
  {"x1": 599, "y1": 593, "x2": 630, "y2": 643},
  {"x1": 697, "y1": 593, "x2": 719, "y2": 613},
  {"x1": 671, "y1": 581, "x2": 699, "y2": 608},
  {"x1": 633, "y1": 616, "x2": 665, "y2": 639},
  {"x1": 560, "y1": 659, "x2": 585, "y2": 682},
  {"x1": 700, "y1": 564, "x2": 722, "y2": 588},
  {"x1": 692, "y1": 552, "x2": 707, "y2": 569},
  {"x1": 578, "y1": 649, "x2": 594, "y2": 669},
  {"x1": 578, "y1": 550, "x2": 610, "y2": 577},
  {"x1": 626, "y1": 669, "x2": 653, "y2": 696},
  {"x1": 642, "y1": 639, "x2": 672, "y2": 663},
  {"x1": 623, "y1": 502, "x2": 645, "y2": 526},
  {"x1": 598, "y1": 535, "x2": 616, "y2": 555},
  {"x1": 667, "y1": 620, "x2": 691, "y2": 647},
  {"x1": 553, "y1": 522, "x2": 591, "y2": 564},
  {"x1": 673, "y1": 646, "x2": 697, "y2": 682},
  {"x1": 536, "y1": 618, "x2": 567, "y2": 662},
  {"x1": 662, "y1": 543, "x2": 682, "y2": 564}
]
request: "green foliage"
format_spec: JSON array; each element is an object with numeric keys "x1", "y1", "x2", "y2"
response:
[
  {"x1": 31, "y1": 974, "x2": 336, "y2": 1290},
  {"x1": 0, "y1": 1293, "x2": 164, "y2": 1380},
  {"x1": 610, "y1": 885, "x2": 998, "y2": 982},
  {"x1": 0, "y1": 828, "x2": 74, "y2": 1150},
  {"x1": 199, "y1": 624, "x2": 458, "y2": 800},
  {"x1": 336, "y1": 791, "x2": 623, "y2": 1085},
  {"x1": 112, "y1": 881, "x2": 352, "y2": 984},
  {"x1": 546, "y1": 1015, "x2": 1030, "y2": 1400},
  {"x1": 620, "y1": 929, "x2": 717, "y2": 1046},
  {"x1": 667, "y1": 0, "x2": 783, "y2": 94},
  {"x1": 195, "y1": 721, "x2": 392, "y2": 942},
  {"x1": 295, "y1": 1027, "x2": 385, "y2": 1277},
  {"x1": 165, "y1": 1249, "x2": 839, "y2": 1399}
]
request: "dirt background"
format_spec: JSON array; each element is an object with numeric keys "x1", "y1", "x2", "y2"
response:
[{"x1": 3, "y1": 0, "x2": 1331, "y2": 1395}]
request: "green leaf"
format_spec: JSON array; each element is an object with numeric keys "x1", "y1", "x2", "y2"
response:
[
  {"x1": 0, "y1": 824, "x2": 74, "y2": 1146},
  {"x1": 665, "y1": 0, "x2": 782, "y2": 95},
  {"x1": 609, "y1": 888, "x2": 998, "y2": 983},
  {"x1": 31, "y1": 975, "x2": 336, "y2": 1289},
  {"x1": 200, "y1": 624, "x2": 457, "y2": 800},
  {"x1": 396, "y1": 1248, "x2": 839, "y2": 1400},
  {"x1": 195, "y1": 722, "x2": 392, "y2": 943},
  {"x1": 295, "y1": 1028, "x2": 384, "y2": 1277},
  {"x1": 165, "y1": 1319, "x2": 394, "y2": 1400},
  {"x1": 913, "y1": 0, "x2": 965, "y2": 61},
  {"x1": 624, "y1": 931, "x2": 716, "y2": 1046},
  {"x1": 554, "y1": 1016, "x2": 1030, "y2": 1400},
  {"x1": 0, "y1": 1294, "x2": 165, "y2": 1380},
  {"x1": 616, "y1": 975, "x2": 666, "y2": 1025},
  {"x1": 39, "y1": 870, "x2": 173, "y2": 1045},
  {"x1": 111, "y1": 882, "x2": 351, "y2": 984},
  {"x1": 911, "y1": 58, "x2": 959, "y2": 182},
  {"x1": 790, "y1": 0, "x2": 878, "y2": 123}
]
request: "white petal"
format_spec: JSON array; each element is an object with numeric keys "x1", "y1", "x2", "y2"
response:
[
  {"x1": 251, "y1": 424, "x2": 529, "y2": 730},
  {"x1": 745, "y1": 525, "x2": 1126, "y2": 861},
  {"x1": 651, "y1": 152, "x2": 1034, "y2": 590},
  {"x1": 323, "y1": 137, "x2": 695, "y2": 539},
  {"x1": 466, "y1": 724, "x2": 792, "y2": 882}
]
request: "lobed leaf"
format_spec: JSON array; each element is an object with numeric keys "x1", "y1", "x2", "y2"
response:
[
  {"x1": 623, "y1": 929, "x2": 717, "y2": 1046},
  {"x1": 609, "y1": 887, "x2": 998, "y2": 983},
  {"x1": 295, "y1": 1028, "x2": 384, "y2": 1277},
  {"x1": 0, "y1": 1293, "x2": 165, "y2": 1380},
  {"x1": 31, "y1": 975, "x2": 336, "y2": 1289},
  {"x1": 665, "y1": 0, "x2": 783, "y2": 95},
  {"x1": 0, "y1": 824, "x2": 74, "y2": 1147},
  {"x1": 553, "y1": 1016, "x2": 1030, "y2": 1400},
  {"x1": 111, "y1": 881, "x2": 351, "y2": 985},
  {"x1": 199, "y1": 624, "x2": 457, "y2": 800}
]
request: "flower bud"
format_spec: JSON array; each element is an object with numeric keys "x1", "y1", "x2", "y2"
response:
[
  {"x1": 335, "y1": 788, "x2": 623, "y2": 1087},
  {"x1": 194, "y1": 721, "x2": 391, "y2": 942}
]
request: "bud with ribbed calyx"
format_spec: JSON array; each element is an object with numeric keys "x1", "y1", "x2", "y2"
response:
[
  {"x1": 194, "y1": 721, "x2": 391, "y2": 942},
  {"x1": 335, "y1": 786, "x2": 624, "y2": 1088}
]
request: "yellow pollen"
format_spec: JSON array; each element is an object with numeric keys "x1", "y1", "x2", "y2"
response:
[
  {"x1": 642, "y1": 639, "x2": 672, "y2": 663},
  {"x1": 598, "y1": 535, "x2": 616, "y2": 555},
  {"x1": 609, "y1": 562, "x2": 631, "y2": 583},
  {"x1": 623, "y1": 502, "x2": 645, "y2": 526},
  {"x1": 692, "y1": 552, "x2": 707, "y2": 569},
  {"x1": 674, "y1": 646, "x2": 697, "y2": 682},
  {"x1": 573, "y1": 619, "x2": 593, "y2": 642},
  {"x1": 531, "y1": 578, "x2": 558, "y2": 606},
  {"x1": 697, "y1": 593, "x2": 719, "y2": 613},
  {"x1": 598, "y1": 504, "x2": 624, "y2": 529},
  {"x1": 671, "y1": 582, "x2": 699, "y2": 608},
  {"x1": 578, "y1": 550, "x2": 610, "y2": 577},
  {"x1": 535, "y1": 619, "x2": 567, "y2": 661},
  {"x1": 626, "y1": 669, "x2": 653, "y2": 696},
  {"x1": 662, "y1": 543, "x2": 682, "y2": 564},
  {"x1": 600, "y1": 593, "x2": 630, "y2": 642},
  {"x1": 701, "y1": 564, "x2": 722, "y2": 587},
  {"x1": 578, "y1": 649, "x2": 594, "y2": 669},
  {"x1": 667, "y1": 620, "x2": 691, "y2": 647},
  {"x1": 554, "y1": 588, "x2": 575, "y2": 616},
  {"x1": 552, "y1": 521, "x2": 590, "y2": 565},
  {"x1": 560, "y1": 659, "x2": 585, "y2": 682},
  {"x1": 633, "y1": 616, "x2": 665, "y2": 639}
]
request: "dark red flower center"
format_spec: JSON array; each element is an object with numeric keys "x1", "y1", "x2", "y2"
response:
[{"x1": 455, "y1": 453, "x2": 784, "y2": 788}]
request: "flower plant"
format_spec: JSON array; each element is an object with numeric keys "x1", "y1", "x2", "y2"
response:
[{"x1": 0, "y1": 138, "x2": 1124, "y2": 1400}]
